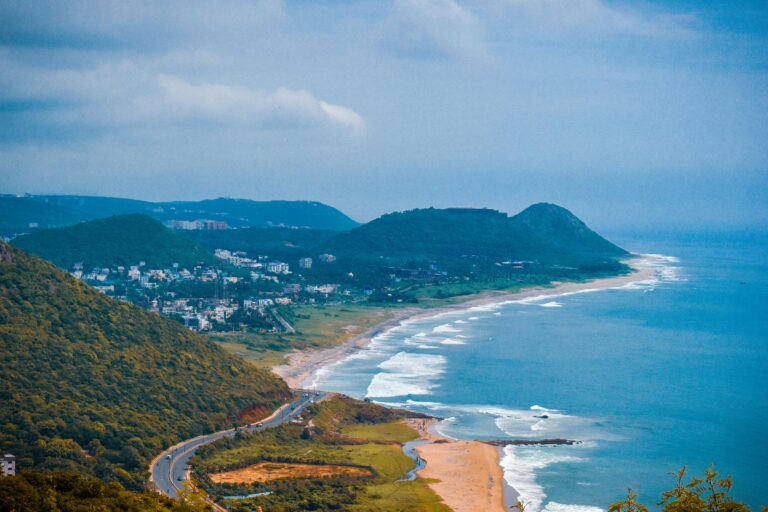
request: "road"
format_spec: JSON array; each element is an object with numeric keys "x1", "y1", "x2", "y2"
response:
[{"x1": 150, "y1": 389, "x2": 324, "y2": 500}]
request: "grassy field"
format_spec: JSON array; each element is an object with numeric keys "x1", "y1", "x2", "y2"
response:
[
  {"x1": 209, "y1": 304, "x2": 393, "y2": 367},
  {"x1": 191, "y1": 396, "x2": 448, "y2": 512}
]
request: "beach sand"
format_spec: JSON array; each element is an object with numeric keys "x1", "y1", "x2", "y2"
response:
[
  {"x1": 273, "y1": 255, "x2": 656, "y2": 389},
  {"x1": 406, "y1": 418, "x2": 507, "y2": 512}
]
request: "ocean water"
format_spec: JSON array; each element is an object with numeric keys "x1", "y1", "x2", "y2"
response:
[{"x1": 310, "y1": 232, "x2": 768, "y2": 511}]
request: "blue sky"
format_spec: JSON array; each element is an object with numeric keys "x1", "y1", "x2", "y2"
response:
[{"x1": 0, "y1": 0, "x2": 766, "y2": 231}]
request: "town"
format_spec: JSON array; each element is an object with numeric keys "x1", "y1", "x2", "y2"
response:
[{"x1": 68, "y1": 247, "x2": 352, "y2": 333}]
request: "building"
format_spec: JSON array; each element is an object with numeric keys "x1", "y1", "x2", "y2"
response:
[
  {"x1": 170, "y1": 219, "x2": 228, "y2": 230},
  {"x1": 298, "y1": 257, "x2": 313, "y2": 269},
  {"x1": 318, "y1": 253, "x2": 336, "y2": 263},
  {"x1": 2, "y1": 454, "x2": 15, "y2": 476},
  {"x1": 266, "y1": 261, "x2": 290, "y2": 274}
]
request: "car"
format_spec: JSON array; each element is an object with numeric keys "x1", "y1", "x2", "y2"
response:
[
  {"x1": 177, "y1": 476, "x2": 183, "y2": 481},
  {"x1": 165, "y1": 454, "x2": 171, "y2": 460}
]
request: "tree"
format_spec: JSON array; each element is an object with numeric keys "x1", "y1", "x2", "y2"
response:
[{"x1": 609, "y1": 489, "x2": 650, "y2": 512}]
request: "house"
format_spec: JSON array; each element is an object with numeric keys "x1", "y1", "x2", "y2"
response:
[
  {"x1": 2, "y1": 454, "x2": 15, "y2": 476},
  {"x1": 299, "y1": 257, "x2": 313, "y2": 269},
  {"x1": 266, "y1": 261, "x2": 290, "y2": 274},
  {"x1": 318, "y1": 253, "x2": 336, "y2": 263}
]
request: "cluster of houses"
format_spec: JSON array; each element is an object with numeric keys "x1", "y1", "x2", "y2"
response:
[{"x1": 68, "y1": 250, "x2": 347, "y2": 333}]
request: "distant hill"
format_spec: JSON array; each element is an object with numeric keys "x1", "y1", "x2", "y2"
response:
[
  {"x1": 12, "y1": 214, "x2": 215, "y2": 269},
  {"x1": 0, "y1": 195, "x2": 360, "y2": 234},
  {"x1": 182, "y1": 226, "x2": 337, "y2": 261},
  {"x1": 0, "y1": 241, "x2": 290, "y2": 489},
  {"x1": 320, "y1": 203, "x2": 627, "y2": 270}
]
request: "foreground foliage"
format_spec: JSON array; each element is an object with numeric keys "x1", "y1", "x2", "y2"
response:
[
  {"x1": 610, "y1": 466, "x2": 764, "y2": 512},
  {"x1": 0, "y1": 470, "x2": 210, "y2": 512},
  {"x1": 0, "y1": 242, "x2": 289, "y2": 489}
]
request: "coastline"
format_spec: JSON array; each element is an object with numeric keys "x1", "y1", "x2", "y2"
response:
[
  {"x1": 271, "y1": 255, "x2": 658, "y2": 510},
  {"x1": 273, "y1": 255, "x2": 657, "y2": 389}
]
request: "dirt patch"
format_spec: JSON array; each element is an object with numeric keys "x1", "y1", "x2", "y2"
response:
[{"x1": 209, "y1": 462, "x2": 372, "y2": 483}]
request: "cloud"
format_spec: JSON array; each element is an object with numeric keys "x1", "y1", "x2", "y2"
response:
[
  {"x1": 380, "y1": 0, "x2": 486, "y2": 60},
  {"x1": 154, "y1": 75, "x2": 365, "y2": 133},
  {"x1": 490, "y1": 0, "x2": 697, "y2": 38}
]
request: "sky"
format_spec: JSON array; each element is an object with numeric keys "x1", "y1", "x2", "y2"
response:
[{"x1": 1, "y1": 0, "x2": 766, "y2": 232}]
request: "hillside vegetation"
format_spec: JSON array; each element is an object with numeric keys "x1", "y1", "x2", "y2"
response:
[
  {"x1": 0, "y1": 471, "x2": 209, "y2": 512},
  {"x1": 0, "y1": 242, "x2": 290, "y2": 489},
  {"x1": 12, "y1": 214, "x2": 215, "y2": 269}
]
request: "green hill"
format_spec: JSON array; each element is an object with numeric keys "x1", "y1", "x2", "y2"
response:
[
  {"x1": 0, "y1": 241, "x2": 290, "y2": 489},
  {"x1": 12, "y1": 214, "x2": 215, "y2": 269},
  {"x1": 1, "y1": 195, "x2": 360, "y2": 234},
  {"x1": 321, "y1": 203, "x2": 627, "y2": 269}
]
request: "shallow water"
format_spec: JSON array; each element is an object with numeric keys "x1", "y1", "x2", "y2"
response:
[{"x1": 311, "y1": 232, "x2": 768, "y2": 511}]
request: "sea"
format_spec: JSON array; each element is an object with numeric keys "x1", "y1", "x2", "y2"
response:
[{"x1": 309, "y1": 231, "x2": 768, "y2": 511}]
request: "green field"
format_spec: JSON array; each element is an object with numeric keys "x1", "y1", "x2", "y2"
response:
[
  {"x1": 191, "y1": 396, "x2": 448, "y2": 512},
  {"x1": 210, "y1": 304, "x2": 394, "y2": 367}
]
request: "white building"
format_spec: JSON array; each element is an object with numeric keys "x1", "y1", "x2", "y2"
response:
[
  {"x1": 319, "y1": 253, "x2": 336, "y2": 263},
  {"x1": 266, "y1": 261, "x2": 290, "y2": 274},
  {"x1": 2, "y1": 454, "x2": 15, "y2": 476},
  {"x1": 299, "y1": 257, "x2": 313, "y2": 269}
]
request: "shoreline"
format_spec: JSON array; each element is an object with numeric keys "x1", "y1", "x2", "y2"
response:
[
  {"x1": 273, "y1": 255, "x2": 657, "y2": 389},
  {"x1": 271, "y1": 255, "x2": 659, "y2": 510}
]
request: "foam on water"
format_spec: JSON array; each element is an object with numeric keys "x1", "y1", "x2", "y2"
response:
[
  {"x1": 543, "y1": 503, "x2": 604, "y2": 512},
  {"x1": 501, "y1": 445, "x2": 588, "y2": 512},
  {"x1": 434, "y1": 323, "x2": 462, "y2": 333},
  {"x1": 539, "y1": 301, "x2": 563, "y2": 308},
  {"x1": 366, "y1": 352, "x2": 446, "y2": 398},
  {"x1": 440, "y1": 338, "x2": 466, "y2": 345}
]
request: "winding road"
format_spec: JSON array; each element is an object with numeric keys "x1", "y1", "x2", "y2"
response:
[{"x1": 150, "y1": 390, "x2": 325, "y2": 500}]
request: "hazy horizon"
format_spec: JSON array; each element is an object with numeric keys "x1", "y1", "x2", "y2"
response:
[{"x1": 1, "y1": 1, "x2": 766, "y2": 232}]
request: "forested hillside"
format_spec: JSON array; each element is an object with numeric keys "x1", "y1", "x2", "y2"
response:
[
  {"x1": 12, "y1": 214, "x2": 215, "y2": 269},
  {"x1": 0, "y1": 242, "x2": 290, "y2": 489}
]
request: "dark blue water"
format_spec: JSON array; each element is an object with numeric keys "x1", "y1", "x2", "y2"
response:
[{"x1": 313, "y1": 232, "x2": 768, "y2": 511}]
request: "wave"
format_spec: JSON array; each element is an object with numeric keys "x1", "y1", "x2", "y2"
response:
[
  {"x1": 440, "y1": 338, "x2": 466, "y2": 345},
  {"x1": 433, "y1": 323, "x2": 462, "y2": 333},
  {"x1": 366, "y1": 352, "x2": 446, "y2": 398},
  {"x1": 543, "y1": 503, "x2": 604, "y2": 512},
  {"x1": 501, "y1": 445, "x2": 588, "y2": 512},
  {"x1": 539, "y1": 301, "x2": 563, "y2": 308}
]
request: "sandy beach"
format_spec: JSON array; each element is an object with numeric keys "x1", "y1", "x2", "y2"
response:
[
  {"x1": 273, "y1": 255, "x2": 657, "y2": 388},
  {"x1": 406, "y1": 418, "x2": 507, "y2": 512}
]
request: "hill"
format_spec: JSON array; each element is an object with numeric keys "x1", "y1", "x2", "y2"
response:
[
  {"x1": 1, "y1": 195, "x2": 359, "y2": 234},
  {"x1": 0, "y1": 241, "x2": 290, "y2": 489},
  {"x1": 320, "y1": 203, "x2": 627, "y2": 269},
  {"x1": 12, "y1": 214, "x2": 215, "y2": 269}
]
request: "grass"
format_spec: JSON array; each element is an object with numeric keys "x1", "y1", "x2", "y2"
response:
[
  {"x1": 209, "y1": 304, "x2": 393, "y2": 366},
  {"x1": 191, "y1": 397, "x2": 449, "y2": 511},
  {"x1": 341, "y1": 421, "x2": 419, "y2": 443}
]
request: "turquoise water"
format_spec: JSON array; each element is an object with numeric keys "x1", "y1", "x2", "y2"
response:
[{"x1": 311, "y1": 233, "x2": 768, "y2": 511}]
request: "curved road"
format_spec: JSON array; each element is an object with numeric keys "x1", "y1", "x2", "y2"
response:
[{"x1": 150, "y1": 390, "x2": 325, "y2": 500}]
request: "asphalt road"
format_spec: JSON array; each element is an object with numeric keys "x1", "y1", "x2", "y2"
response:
[{"x1": 151, "y1": 389, "x2": 324, "y2": 499}]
